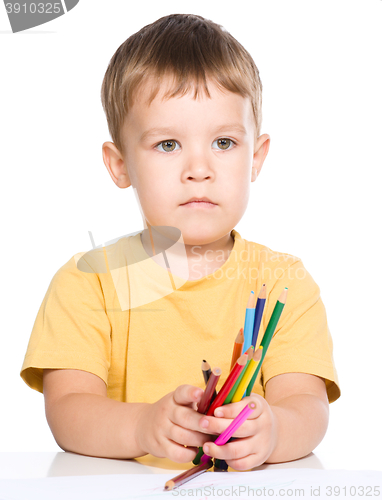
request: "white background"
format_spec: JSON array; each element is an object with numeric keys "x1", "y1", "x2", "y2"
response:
[{"x1": 0, "y1": 0, "x2": 381, "y2": 469}]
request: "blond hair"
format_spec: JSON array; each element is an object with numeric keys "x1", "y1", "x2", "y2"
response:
[{"x1": 101, "y1": 14, "x2": 263, "y2": 155}]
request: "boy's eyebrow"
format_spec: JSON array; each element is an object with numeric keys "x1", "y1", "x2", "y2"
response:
[
  {"x1": 139, "y1": 127, "x2": 175, "y2": 143},
  {"x1": 213, "y1": 123, "x2": 247, "y2": 136},
  {"x1": 139, "y1": 124, "x2": 247, "y2": 143}
]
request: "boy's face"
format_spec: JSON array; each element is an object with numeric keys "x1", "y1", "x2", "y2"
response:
[{"x1": 104, "y1": 77, "x2": 270, "y2": 247}]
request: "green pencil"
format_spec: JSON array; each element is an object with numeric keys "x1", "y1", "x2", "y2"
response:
[
  {"x1": 246, "y1": 288, "x2": 288, "y2": 396},
  {"x1": 223, "y1": 346, "x2": 253, "y2": 404}
]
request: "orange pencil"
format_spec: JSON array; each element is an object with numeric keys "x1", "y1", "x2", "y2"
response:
[
  {"x1": 206, "y1": 353, "x2": 248, "y2": 416},
  {"x1": 230, "y1": 328, "x2": 244, "y2": 370}
]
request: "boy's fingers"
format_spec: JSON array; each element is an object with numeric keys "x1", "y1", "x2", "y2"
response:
[
  {"x1": 170, "y1": 423, "x2": 212, "y2": 448},
  {"x1": 198, "y1": 415, "x2": 253, "y2": 438},
  {"x1": 166, "y1": 440, "x2": 201, "y2": 464},
  {"x1": 173, "y1": 385, "x2": 203, "y2": 406},
  {"x1": 211, "y1": 395, "x2": 263, "y2": 420},
  {"x1": 198, "y1": 415, "x2": 230, "y2": 435},
  {"x1": 202, "y1": 436, "x2": 253, "y2": 461}
]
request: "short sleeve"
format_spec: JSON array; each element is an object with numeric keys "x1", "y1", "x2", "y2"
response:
[
  {"x1": 20, "y1": 256, "x2": 112, "y2": 393},
  {"x1": 260, "y1": 259, "x2": 340, "y2": 403}
]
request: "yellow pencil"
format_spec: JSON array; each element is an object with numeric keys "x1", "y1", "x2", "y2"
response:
[{"x1": 231, "y1": 347, "x2": 263, "y2": 402}]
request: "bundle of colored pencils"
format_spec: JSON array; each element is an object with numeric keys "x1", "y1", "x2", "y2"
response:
[{"x1": 164, "y1": 284, "x2": 288, "y2": 490}]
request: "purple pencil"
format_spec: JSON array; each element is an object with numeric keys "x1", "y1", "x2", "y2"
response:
[{"x1": 200, "y1": 402, "x2": 256, "y2": 464}]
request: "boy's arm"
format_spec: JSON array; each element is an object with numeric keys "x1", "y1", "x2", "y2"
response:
[
  {"x1": 43, "y1": 369, "x2": 148, "y2": 459},
  {"x1": 43, "y1": 369, "x2": 213, "y2": 461},
  {"x1": 264, "y1": 372, "x2": 329, "y2": 463}
]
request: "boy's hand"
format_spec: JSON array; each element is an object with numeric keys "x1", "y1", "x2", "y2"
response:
[
  {"x1": 198, "y1": 394, "x2": 278, "y2": 470},
  {"x1": 135, "y1": 385, "x2": 214, "y2": 463}
]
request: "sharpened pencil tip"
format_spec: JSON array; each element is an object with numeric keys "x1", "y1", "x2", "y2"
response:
[
  {"x1": 164, "y1": 481, "x2": 175, "y2": 490},
  {"x1": 278, "y1": 287, "x2": 288, "y2": 304},
  {"x1": 258, "y1": 283, "x2": 267, "y2": 299},
  {"x1": 247, "y1": 290, "x2": 256, "y2": 308}
]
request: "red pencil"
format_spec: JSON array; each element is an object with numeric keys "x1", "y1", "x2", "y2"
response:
[{"x1": 206, "y1": 353, "x2": 248, "y2": 416}]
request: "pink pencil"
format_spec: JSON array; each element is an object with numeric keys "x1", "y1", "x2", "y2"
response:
[{"x1": 200, "y1": 402, "x2": 256, "y2": 464}]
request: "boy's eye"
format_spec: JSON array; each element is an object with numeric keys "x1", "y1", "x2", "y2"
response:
[
  {"x1": 212, "y1": 138, "x2": 235, "y2": 150},
  {"x1": 156, "y1": 140, "x2": 180, "y2": 153}
]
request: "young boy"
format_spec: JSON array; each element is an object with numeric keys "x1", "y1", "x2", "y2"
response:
[{"x1": 20, "y1": 13, "x2": 340, "y2": 471}]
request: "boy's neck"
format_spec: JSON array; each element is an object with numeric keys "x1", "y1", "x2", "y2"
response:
[
  {"x1": 140, "y1": 229, "x2": 234, "y2": 281},
  {"x1": 184, "y1": 232, "x2": 234, "y2": 281}
]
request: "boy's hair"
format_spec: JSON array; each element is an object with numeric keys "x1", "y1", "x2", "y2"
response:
[{"x1": 101, "y1": 13, "x2": 263, "y2": 156}]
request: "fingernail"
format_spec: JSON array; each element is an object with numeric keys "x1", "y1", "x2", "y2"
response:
[
  {"x1": 200, "y1": 419, "x2": 209, "y2": 429},
  {"x1": 194, "y1": 390, "x2": 203, "y2": 399},
  {"x1": 215, "y1": 409, "x2": 224, "y2": 417},
  {"x1": 204, "y1": 445, "x2": 210, "y2": 454}
]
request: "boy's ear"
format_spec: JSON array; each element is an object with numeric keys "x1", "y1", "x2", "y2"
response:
[
  {"x1": 102, "y1": 141, "x2": 131, "y2": 189},
  {"x1": 251, "y1": 134, "x2": 270, "y2": 182}
]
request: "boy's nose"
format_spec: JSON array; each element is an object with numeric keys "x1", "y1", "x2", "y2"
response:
[{"x1": 181, "y1": 153, "x2": 215, "y2": 182}]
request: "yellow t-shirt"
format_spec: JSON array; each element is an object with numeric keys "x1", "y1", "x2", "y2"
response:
[{"x1": 20, "y1": 229, "x2": 340, "y2": 404}]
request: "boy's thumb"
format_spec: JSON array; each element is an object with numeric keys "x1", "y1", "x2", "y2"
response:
[{"x1": 173, "y1": 384, "x2": 203, "y2": 405}]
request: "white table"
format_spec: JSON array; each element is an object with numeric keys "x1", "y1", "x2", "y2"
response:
[
  {"x1": 0, "y1": 451, "x2": 332, "y2": 480},
  {"x1": 1, "y1": 452, "x2": 380, "y2": 500}
]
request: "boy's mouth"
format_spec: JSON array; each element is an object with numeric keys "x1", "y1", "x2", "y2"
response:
[{"x1": 181, "y1": 197, "x2": 217, "y2": 207}]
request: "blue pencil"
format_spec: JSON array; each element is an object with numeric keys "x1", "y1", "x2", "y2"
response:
[
  {"x1": 251, "y1": 284, "x2": 266, "y2": 349},
  {"x1": 242, "y1": 291, "x2": 256, "y2": 354}
]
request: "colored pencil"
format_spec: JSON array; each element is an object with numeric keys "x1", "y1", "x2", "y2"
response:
[
  {"x1": 206, "y1": 353, "x2": 248, "y2": 416},
  {"x1": 213, "y1": 459, "x2": 228, "y2": 471},
  {"x1": 242, "y1": 291, "x2": 256, "y2": 354},
  {"x1": 194, "y1": 361, "x2": 219, "y2": 465},
  {"x1": 246, "y1": 288, "x2": 288, "y2": 396},
  {"x1": 217, "y1": 348, "x2": 254, "y2": 472},
  {"x1": 217, "y1": 347, "x2": 255, "y2": 472},
  {"x1": 223, "y1": 346, "x2": 254, "y2": 404},
  {"x1": 201, "y1": 360, "x2": 212, "y2": 385},
  {"x1": 192, "y1": 446, "x2": 204, "y2": 466},
  {"x1": 201, "y1": 360, "x2": 217, "y2": 401},
  {"x1": 200, "y1": 402, "x2": 256, "y2": 464},
  {"x1": 198, "y1": 368, "x2": 222, "y2": 415},
  {"x1": 231, "y1": 347, "x2": 263, "y2": 402},
  {"x1": 230, "y1": 328, "x2": 244, "y2": 370},
  {"x1": 251, "y1": 284, "x2": 266, "y2": 349},
  {"x1": 164, "y1": 459, "x2": 213, "y2": 490}
]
